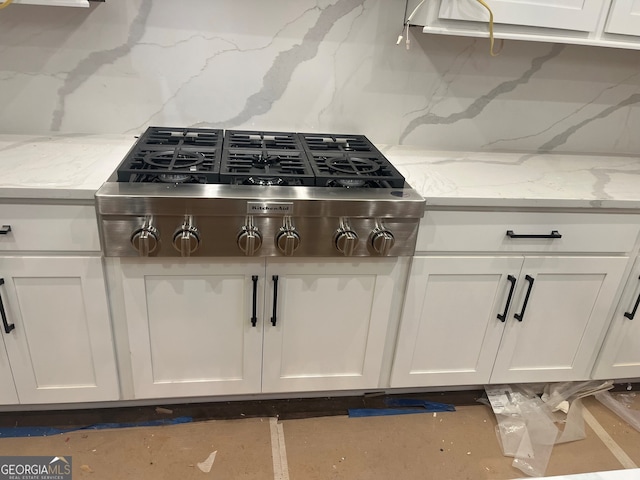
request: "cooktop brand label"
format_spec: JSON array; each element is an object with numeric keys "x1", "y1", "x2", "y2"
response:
[{"x1": 247, "y1": 202, "x2": 293, "y2": 215}]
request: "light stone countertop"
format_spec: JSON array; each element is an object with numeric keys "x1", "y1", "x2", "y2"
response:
[
  {"x1": 0, "y1": 134, "x2": 135, "y2": 201},
  {"x1": 1, "y1": 134, "x2": 640, "y2": 210},
  {"x1": 382, "y1": 146, "x2": 640, "y2": 210}
]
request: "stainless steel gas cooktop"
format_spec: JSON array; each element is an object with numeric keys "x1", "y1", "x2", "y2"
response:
[{"x1": 95, "y1": 127, "x2": 425, "y2": 258}]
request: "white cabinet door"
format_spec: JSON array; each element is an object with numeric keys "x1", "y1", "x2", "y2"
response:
[
  {"x1": 439, "y1": 0, "x2": 604, "y2": 32},
  {"x1": 491, "y1": 256, "x2": 627, "y2": 383},
  {"x1": 592, "y1": 257, "x2": 640, "y2": 379},
  {"x1": 262, "y1": 259, "x2": 401, "y2": 393},
  {"x1": 391, "y1": 256, "x2": 523, "y2": 387},
  {"x1": 606, "y1": 0, "x2": 640, "y2": 35},
  {"x1": 0, "y1": 339, "x2": 17, "y2": 405},
  {"x1": 0, "y1": 257, "x2": 119, "y2": 404},
  {"x1": 121, "y1": 259, "x2": 263, "y2": 399}
]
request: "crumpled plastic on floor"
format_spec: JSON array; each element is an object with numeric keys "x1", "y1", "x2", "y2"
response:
[
  {"x1": 595, "y1": 391, "x2": 640, "y2": 433},
  {"x1": 483, "y1": 381, "x2": 614, "y2": 478}
]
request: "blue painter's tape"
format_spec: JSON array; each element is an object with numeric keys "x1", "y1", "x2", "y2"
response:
[{"x1": 0, "y1": 416, "x2": 193, "y2": 438}]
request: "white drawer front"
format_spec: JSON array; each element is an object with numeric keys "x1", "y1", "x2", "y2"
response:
[
  {"x1": 0, "y1": 204, "x2": 100, "y2": 252},
  {"x1": 416, "y1": 211, "x2": 640, "y2": 253}
]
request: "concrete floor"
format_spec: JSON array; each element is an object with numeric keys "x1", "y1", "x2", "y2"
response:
[{"x1": 0, "y1": 394, "x2": 638, "y2": 479}]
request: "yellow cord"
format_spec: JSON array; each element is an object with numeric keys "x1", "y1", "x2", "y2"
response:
[
  {"x1": 0, "y1": 0, "x2": 13, "y2": 9},
  {"x1": 475, "y1": 0, "x2": 503, "y2": 56}
]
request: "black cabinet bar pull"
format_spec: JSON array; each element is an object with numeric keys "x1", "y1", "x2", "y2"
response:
[
  {"x1": 624, "y1": 276, "x2": 640, "y2": 320},
  {"x1": 506, "y1": 230, "x2": 562, "y2": 239},
  {"x1": 0, "y1": 279, "x2": 15, "y2": 334},
  {"x1": 497, "y1": 275, "x2": 517, "y2": 322},
  {"x1": 514, "y1": 275, "x2": 535, "y2": 322},
  {"x1": 0, "y1": 225, "x2": 11, "y2": 235},
  {"x1": 270, "y1": 275, "x2": 279, "y2": 326},
  {"x1": 250, "y1": 275, "x2": 258, "y2": 327}
]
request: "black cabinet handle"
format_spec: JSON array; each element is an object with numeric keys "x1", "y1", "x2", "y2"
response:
[
  {"x1": 506, "y1": 230, "x2": 561, "y2": 239},
  {"x1": 514, "y1": 275, "x2": 535, "y2": 322},
  {"x1": 250, "y1": 275, "x2": 258, "y2": 327},
  {"x1": 497, "y1": 275, "x2": 517, "y2": 322},
  {"x1": 0, "y1": 279, "x2": 15, "y2": 334},
  {"x1": 270, "y1": 275, "x2": 279, "y2": 326},
  {"x1": 624, "y1": 276, "x2": 640, "y2": 320},
  {"x1": 0, "y1": 225, "x2": 11, "y2": 235}
]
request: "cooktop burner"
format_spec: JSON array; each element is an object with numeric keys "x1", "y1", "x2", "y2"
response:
[
  {"x1": 116, "y1": 127, "x2": 222, "y2": 183},
  {"x1": 115, "y1": 127, "x2": 405, "y2": 188},
  {"x1": 308, "y1": 153, "x2": 405, "y2": 188},
  {"x1": 225, "y1": 130, "x2": 302, "y2": 150},
  {"x1": 300, "y1": 133, "x2": 375, "y2": 153},
  {"x1": 220, "y1": 151, "x2": 315, "y2": 186}
]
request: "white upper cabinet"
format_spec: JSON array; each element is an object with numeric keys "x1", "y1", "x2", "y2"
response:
[
  {"x1": 408, "y1": 0, "x2": 640, "y2": 49},
  {"x1": 606, "y1": 0, "x2": 640, "y2": 35},
  {"x1": 439, "y1": 0, "x2": 604, "y2": 32},
  {"x1": 10, "y1": 0, "x2": 90, "y2": 7}
]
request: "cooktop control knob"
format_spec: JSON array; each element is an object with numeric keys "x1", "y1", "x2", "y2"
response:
[
  {"x1": 369, "y1": 226, "x2": 395, "y2": 256},
  {"x1": 276, "y1": 216, "x2": 300, "y2": 256},
  {"x1": 131, "y1": 220, "x2": 159, "y2": 257},
  {"x1": 334, "y1": 218, "x2": 359, "y2": 256},
  {"x1": 173, "y1": 216, "x2": 200, "y2": 257},
  {"x1": 238, "y1": 217, "x2": 262, "y2": 256}
]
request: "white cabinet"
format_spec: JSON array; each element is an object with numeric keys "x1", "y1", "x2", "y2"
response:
[
  {"x1": 121, "y1": 260, "x2": 264, "y2": 398},
  {"x1": 392, "y1": 255, "x2": 626, "y2": 387},
  {"x1": 592, "y1": 256, "x2": 640, "y2": 379},
  {"x1": 0, "y1": 337, "x2": 18, "y2": 404},
  {"x1": 491, "y1": 256, "x2": 627, "y2": 383},
  {"x1": 438, "y1": 0, "x2": 603, "y2": 32},
  {"x1": 262, "y1": 259, "x2": 401, "y2": 393},
  {"x1": 391, "y1": 256, "x2": 520, "y2": 387},
  {"x1": 606, "y1": 0, "x2": 640, "y2": 35},
  {"x1": 120, "y1": 257, "x2": 405, "y2": 399},
  {"x1": 10, "y1": 1, "x2": 90, "y2": 7},
  {"x1": 0, "y1": 202, "x2": 120, "y2": 405},
  {"x1": 0, "y1": 257, "x2": 119, "y2": 404},
  {"x1": 408, "y1": 0, "x2": 640, "y2": 50},
  {"x1": 391, "y1": 210, "x2": 635, "y2": 388}
]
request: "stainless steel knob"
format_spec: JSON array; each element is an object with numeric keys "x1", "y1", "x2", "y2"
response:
[
  {"x1": 277, "y1": 230, "x2": 300, "y2": 256},
  {"x1": 336, "y1": 230, "x2": 358, "y2": 256},
  {"x1": 238, "y1": 225, "x2": 262, "y2": 256},
  {"x1": 173, "y1": 217, "x2": 200, "y2": 257},
  {"x1": 334, "y1": 219, "x2": 359, "y2": 256},
  {"x1": 131, "y1": 223, "x2": 159, "y2": 256},
  {"x1": 370, "y1": 228, "x2": 395, "y2": 256},
  {"x1": 277, "y1": 217, "x2": 300, "y2": 256}
]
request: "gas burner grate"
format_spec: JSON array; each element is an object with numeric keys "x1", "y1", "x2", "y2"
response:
[
  {"x1": 115, "y1": 127, "x2": 406, "y2": 188},
  {"x1": 220, "y1": 151, "x2": 315, "y2": 186},
  {"x1": 224, "y1": 130, "x2": 302, "y2": 150},
  {"x1": 309, "y1": 153, "x2": 406, "y2": 188},
  {"x1": 115, "y1": 127, "x2": 223, "y2": 183},
  {"x1": 140, "y1": 127, "x2": 223, "y2": 148},
  {"x1": 300, "y1": 133, "x2": 375, "y2": 153},
  {"x1": 117, "y1": 148, "x2": 220, "y2": 183}
]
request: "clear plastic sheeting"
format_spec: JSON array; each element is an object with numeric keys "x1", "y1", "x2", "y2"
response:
[
  {"x1": 596, "y1": 391, "x2": 640, "y2": 433},
  {"x1": 485, "y1": 381, "x2": 614, "y2": 478}
]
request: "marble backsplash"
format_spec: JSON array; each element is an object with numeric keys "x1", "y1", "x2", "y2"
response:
[{"x1": 0, "y1": 0, "x2": 639, "y2": 155}]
